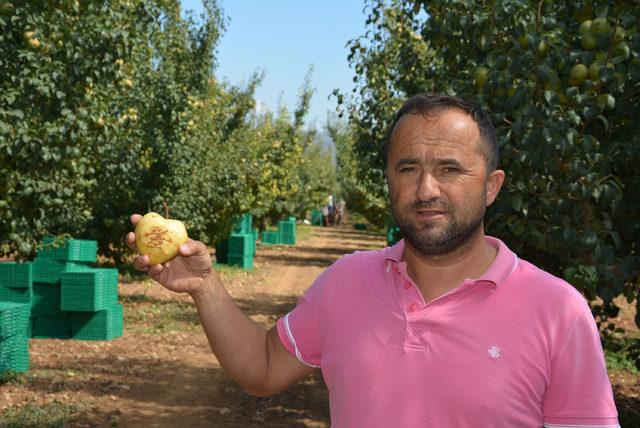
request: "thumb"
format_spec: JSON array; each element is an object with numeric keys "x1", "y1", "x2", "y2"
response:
[{"x1": 179, "y1": 239, "x2": 207, "y2": 257}]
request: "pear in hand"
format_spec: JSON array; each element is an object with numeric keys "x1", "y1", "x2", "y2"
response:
[{"x1": 135, "y1": 212, "x2": 188, "y2": 265}]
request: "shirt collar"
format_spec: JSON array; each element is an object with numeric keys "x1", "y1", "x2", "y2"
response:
[{"x1": 383, "y1": 236, "x2": 518, "y2": 288}]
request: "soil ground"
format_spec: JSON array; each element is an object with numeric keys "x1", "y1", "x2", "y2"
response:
[{"x1": 1, "y1": 226, "x2": 638, "y2": 426}]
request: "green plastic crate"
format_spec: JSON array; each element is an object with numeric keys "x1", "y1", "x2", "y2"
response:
[
  {"x1": 60, "y1": 269, "x2": 118, "y2": 312},
  {"x1": 37, "y1": 237, "x2": 97, "y2": 262},
  {"x1": 278, "y1": 220, "x2": 296, "y2": 235},
  {"x1": 232, "y1": 213, "x2": 253, "y2": 234},
  {"x1": 71, "y1": 303, "x2": 123, "y2": 341},
  {"x1": 32, "y1": 282, "x2": 63, "y2": 316},
  {"x1": 32, "y1": 313, "x2": 72, "y2": 339},
  {"x1": 0, "y1": 285, "x2": 32, "y2": 304},
  {"x1": 0, "y1": 335, "x2": 29, "y2": 373},
  {"x1": 32, "y1": 257, "x2": 93, "y2": 284},
  {"x1": 228, "y1": 233, "x2": 254, "y2": 256},
  {"x1": 260, "y1": 231, "x2": 281, "y2": 245},
  {"x1": 0, "y1": 302, "x2": 31, "y2": 340},
  {"x1": 280, "y1": 233, "x2": 296, "y2": 245},
  {"x1": 0, "y1": 262, "x2": 33, "y2": 288},
  {"x1": 227, "y1": 255, "x2": 253, "y2": 270}
]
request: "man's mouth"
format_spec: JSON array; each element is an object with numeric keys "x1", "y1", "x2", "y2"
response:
[{"x1": 415, "y1": 210, "x2": 447, "y2": 218}]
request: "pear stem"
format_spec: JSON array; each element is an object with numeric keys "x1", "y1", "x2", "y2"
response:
[{"x1": 163, "y1": 201, "x2": 169, "y2": 219}]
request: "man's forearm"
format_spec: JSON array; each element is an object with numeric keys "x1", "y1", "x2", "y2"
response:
[{"x1": 190, "y1": 271, "x2": 270, "y2": 394}]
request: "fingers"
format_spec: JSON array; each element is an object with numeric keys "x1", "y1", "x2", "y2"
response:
[
  {"x1": 125, "y1": 232, "x2": 136, "y2": 250},
  {"x1": 149, "y1": 263, "x2": 164, "y2": 277},
  {"x1": 130, "y1": 214, "x2": 142, "y2": 226},
  {"x1": 178, "y1": 239, "x2": 208, "y2": 257},
  {"x1": 126, "y1": 214, "x2": 142, "y2": 250},
  {"x1": 132, "y1": 254, "x2": 150, "y2": 271}
]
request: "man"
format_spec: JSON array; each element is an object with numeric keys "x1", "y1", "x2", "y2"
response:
[{"x1": 126, "y1": 93, "x2": 619, "y2": 427}]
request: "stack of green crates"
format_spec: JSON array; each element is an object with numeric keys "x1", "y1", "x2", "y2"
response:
[
  {"x1": 0, "y1": 263, "x2": 32, "y2": 373},
  {"x1": 227, "y1": 233, "x2": 254, "y2": 269},
  {"x1": 31, "y1": 237, "x2": 122, "y2": 340},
  {"x1": 0, "y1": 262, "x2": 33, "y2": 304},
  {"x1": 217, "y1": 214, "x2": 255, "y2": 269},
  {"x1": 278, "y1": 220, "x2": 296, "y2": 245}
]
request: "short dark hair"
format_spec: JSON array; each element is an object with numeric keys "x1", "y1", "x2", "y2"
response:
[{"x1": 385, "y1": 93, "x2": 498, "y2": 172}]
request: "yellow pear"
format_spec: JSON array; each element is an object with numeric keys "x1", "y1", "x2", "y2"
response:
[{"x1": 135, "y1": 212, "x2": 188, "y2": 265}]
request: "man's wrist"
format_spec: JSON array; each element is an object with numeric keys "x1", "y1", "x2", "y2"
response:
[{"x1": 189, "y1": 269, "x2": 221, "y2": 303}]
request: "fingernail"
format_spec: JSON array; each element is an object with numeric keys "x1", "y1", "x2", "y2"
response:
[{"x1": 180, "y1": 244, "x2": 189, "y2": 252}]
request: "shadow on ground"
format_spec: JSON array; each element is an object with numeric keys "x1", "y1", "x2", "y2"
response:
[
  {"x1": 255, "y1": 252, "x2": 341, "y2": 267},
  {"x1": 23, "y1": 355, "x2": 329, "y2": 428}
]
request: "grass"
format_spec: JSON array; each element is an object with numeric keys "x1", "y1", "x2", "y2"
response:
[
  {"x1": 346, "y1": 211, "x2": 386, "y2": 234},
  {"x1": 296, "y1": 224, "x2": 314, "y2": 243},
  {"x1": 120, "y1": 294, "x2": 200, "y2": 334},
  {"x1": 0, "y1": 400, "x2": 87, "y2": 428},
  {"x1": 0, "y1": 369, "x2": 68, "y2": 388},
  {"x1": 0, "y1": 371, "x2": 25, "y2": 386},
  {"x1": 605, "y1": 349, "x2": 639, "y2": 374},
  {"x1": 213, "y1": 263, "x2": 254, "y2": 274}
]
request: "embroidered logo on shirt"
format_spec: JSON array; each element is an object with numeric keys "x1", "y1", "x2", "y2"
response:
[{"x1": 488, "y1": 345, "x2": 502, "y2": 359}]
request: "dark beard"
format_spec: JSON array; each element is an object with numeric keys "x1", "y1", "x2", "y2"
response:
[{"x1": 391, "y1": 199, "x2": 485, "y2": 257}]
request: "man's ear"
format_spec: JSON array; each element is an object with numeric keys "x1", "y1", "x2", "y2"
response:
[{"x1": 486, "y1": 169, "x2": 505, "y2": 206}]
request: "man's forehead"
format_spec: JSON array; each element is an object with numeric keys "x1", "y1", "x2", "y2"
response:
[{"x1": 390, "y1": 111, "x2": 481, "y2": 153}]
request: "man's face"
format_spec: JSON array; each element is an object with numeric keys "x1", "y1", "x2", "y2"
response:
[{"x1": 386, "y1": 109, "x2": 504, "y2": 256}]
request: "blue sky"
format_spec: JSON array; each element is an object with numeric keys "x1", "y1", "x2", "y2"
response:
[{"x1": 180, "y1": 0, "x2": 366, "y2": 128}]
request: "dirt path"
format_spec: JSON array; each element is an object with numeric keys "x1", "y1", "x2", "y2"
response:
[{"x1": 1, "y1": 226, "x2": 385, "y2": 427}]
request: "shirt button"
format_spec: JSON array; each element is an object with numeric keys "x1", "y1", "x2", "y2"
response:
[
  {"x1": 407, "y1": 303, "x2": 417, "y2": 312},
  {"x1": 403, "y1": 282, "x2": 411, "y2": 290}
]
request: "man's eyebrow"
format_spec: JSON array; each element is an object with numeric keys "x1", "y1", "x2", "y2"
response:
[
  {"x1": 438, "y1": 158, "x2": 464, "y2": 168},
  {"x1": 396, "y1": 157, "x2": 420, "y2": 167}
]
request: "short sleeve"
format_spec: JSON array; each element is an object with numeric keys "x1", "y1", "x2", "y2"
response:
[
  {"x1": 542, "y1": 298, "x2": 619, "y2": 427},
  {"x1": 276, "y1": 263, "x2": 336, "y2": 368}
]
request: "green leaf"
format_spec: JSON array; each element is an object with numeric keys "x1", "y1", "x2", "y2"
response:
[{"x1": 511, "y1": 194, "x2": 523, "y2": 212}]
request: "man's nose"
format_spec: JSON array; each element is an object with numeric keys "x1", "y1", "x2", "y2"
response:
[{"x1": 417, "y1": 172, "x2": 441, "y2": 201}]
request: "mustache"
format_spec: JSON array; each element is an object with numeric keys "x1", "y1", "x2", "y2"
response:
[{"x1": 410, "y1": 199, "x2": 452, "y2": 211}]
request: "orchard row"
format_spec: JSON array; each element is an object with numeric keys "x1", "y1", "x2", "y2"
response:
[{"x1": 0, "y1": 1, "x2": 335, "y2": 263}]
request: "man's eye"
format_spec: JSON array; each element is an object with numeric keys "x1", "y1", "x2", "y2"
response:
[
  {"x1": 443, "y1": 167, "x2": 459, "y2": 173},
  {"x1": 399, "y1": 167, "x2": 415, "y2": 173}
]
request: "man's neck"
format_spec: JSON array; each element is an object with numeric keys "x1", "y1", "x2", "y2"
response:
[{"x1": 402, "y1": 232, "x2": 497, "y2": 303}]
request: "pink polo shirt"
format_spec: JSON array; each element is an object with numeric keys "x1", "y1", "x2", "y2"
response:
[{"x1": 276, "y1": 236, "x2": 619, "y2": 427}]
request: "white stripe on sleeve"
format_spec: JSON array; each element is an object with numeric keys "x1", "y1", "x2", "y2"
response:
[
  {"x1": 544, "y1": 424, "x2": 621, "y2": 428},
  {"x1": 283, "y1": 313, "x2": 320, "y2": 368}
]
